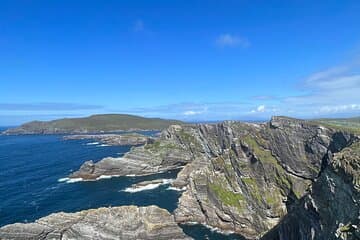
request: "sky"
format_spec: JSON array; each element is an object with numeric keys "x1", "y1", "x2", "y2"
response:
[{"x1": 1, "y1": 0, "x2": 360, "y2": 125}]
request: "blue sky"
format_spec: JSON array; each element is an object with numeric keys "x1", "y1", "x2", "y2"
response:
[{"x1": 1, "y1": 0, "x2": 360, "y2": 125}]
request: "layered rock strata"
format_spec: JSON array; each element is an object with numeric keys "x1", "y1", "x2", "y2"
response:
[{"x1": 0, "y1": 205, "x2": 192, "y2": 240}]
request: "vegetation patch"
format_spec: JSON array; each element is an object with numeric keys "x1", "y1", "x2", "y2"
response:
[
  {"x1": 209, "y1": 183, "x2": 244, "y2": 210},
  {"x1": 311, "y1": 118, "x2": 360, "y2": 135},
  {"x1": 178, "y1": 129, "x2": 202, "y2": 151},
  {"x1": 243, "y1": 135, "x2": 292, "y2": 192},
  {"x1": 242, "y1": 177, "x2": 262, "y2": 203}
]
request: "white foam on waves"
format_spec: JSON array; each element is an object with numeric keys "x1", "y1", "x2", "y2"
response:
[
  {"x1": 96, "y1": 175, "x2": 120, "y2": 180},
  {"x1": 167, "y1": 186, "x2": 187, "y2": 191},
  {"x1": 122, "y1": 179, "x2": 174, "y2": 193},
  {"x1": 58, "y1": 177, "x2": 84, "y2": 183},
  {"x1": 97, "y1": 144, "x2": 110, "y2": 147}
]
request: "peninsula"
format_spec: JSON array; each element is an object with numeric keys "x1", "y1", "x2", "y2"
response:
[{"x1": 2, "y1": 114, "x2": 183, "y2": 135}]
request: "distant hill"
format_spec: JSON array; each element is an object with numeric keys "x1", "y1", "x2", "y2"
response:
[
  {"x1": 2, "y1": 114, "x2": 184, "y2": 135},
  {"x1": 311, "y1": 116, "x2": 360, "y2": 134}
]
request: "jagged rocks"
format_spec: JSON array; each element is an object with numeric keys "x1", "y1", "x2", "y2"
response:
[
  {"x1": 0, "y1": 205, "x2": 192, "y2": 240},
  {"x1": 69, "y1": 130, "x2": 194, "y2": 180},
  {"x1": 170, "y1": 117, "x2": 358, "y2": 239},
  {"x1": 66, "y1": 117, "x2": 359, "y2": 239}
]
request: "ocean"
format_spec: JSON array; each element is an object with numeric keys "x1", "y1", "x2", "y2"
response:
[{"x1": 0, "y1": 127, "x2": 243, "y2": 240}]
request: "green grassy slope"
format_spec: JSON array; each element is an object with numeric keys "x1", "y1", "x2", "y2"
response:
[{"x1": 311, "y1": 117, "x2": 360, "y2": 134}]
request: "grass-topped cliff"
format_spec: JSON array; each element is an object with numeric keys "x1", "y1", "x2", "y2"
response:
[
  {"x1": 68, "y1": 116, "x2": 360, "y2": 239},
  {"x1": 3, "y1": 114, "x2": 184, "y2": 135},
  {"x1": 312, "y1": 116, "x2": 360, "y2": 134}
]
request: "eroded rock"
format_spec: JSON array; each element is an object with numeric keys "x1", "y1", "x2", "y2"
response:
[{"x1": 0, "y1": 205, "x2": 192, "y2": 240}]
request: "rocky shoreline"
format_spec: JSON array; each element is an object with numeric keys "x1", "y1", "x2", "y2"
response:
[{"x1": 1, "y1": 117, "x2": 359, "y2": 240}]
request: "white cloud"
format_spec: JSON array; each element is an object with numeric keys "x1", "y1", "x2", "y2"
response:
[
  {"x1": 134, "y1": 19, "x2": 144, "y2": 32},
  {"x1": 257, "y1": 105, "x2": 265, "y2": 112},
  {"x1": 215, "y1": 34, "x2": 250, "y2": 48},
  {"x1": 183, "y1": 110, "x2": 202, "y2": 116},
  {"x1": 305, "y1": 66, "x2": 349, "y2": 83},
  {"x1": 250, "y1": 105, "x2": 266, "y2": 113},
  {"x1": 282, "y1": 61, "x2": 360, "y2": 117},
  {"x1": 317, "y1": 104, "x2": 360, "y2": 114},
  {"x1": 313, "y1": 75, "x2": 360, "y2": 90},
  {"x1": 108, "y1": 60, "x2": 360, "y2": 120}
]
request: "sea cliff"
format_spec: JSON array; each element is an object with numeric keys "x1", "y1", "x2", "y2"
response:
[{"x1": 1, "y1": 116, "x2": 359, "y2": 240}]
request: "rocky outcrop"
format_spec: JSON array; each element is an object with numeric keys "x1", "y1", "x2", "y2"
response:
[
  {"x1": 67, "y1": 116, "x2": 359, "y2": 239},
  {"x1": 69, "y1": 125, "x2": 193, "y2": 179},
  {"x1": 261, "y1": 140, "x2": 360, "y2": 240},
  {"x1": 0, "y1": 205, "x2": 192, "y2": 240},
  {"x1": 173, "y1": 117, "x2": 358, "y2": 239},
  {"x1": 64, "y1": 133, "x2": 155, "y2": 146}
]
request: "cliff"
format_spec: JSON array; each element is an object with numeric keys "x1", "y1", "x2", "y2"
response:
[
  {"x1": 1, "y1": 116, "x2": 359, "y2": 239},
  {"x1": 69, "y1": 116, "x2": 359, "y2": 239}
]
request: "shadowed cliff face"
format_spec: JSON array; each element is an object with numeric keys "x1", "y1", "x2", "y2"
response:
[{"x1": 262, "y1": 140, "x2": 360, "y2": 240}]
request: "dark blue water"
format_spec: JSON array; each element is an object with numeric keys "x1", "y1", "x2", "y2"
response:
[{"x1": 0, "y1": 127, "x2": 244, "y2": 239}]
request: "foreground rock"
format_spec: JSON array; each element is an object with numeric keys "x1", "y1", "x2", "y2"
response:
[
  {"x1": 0, "y1": 205, "x2": 192, "y2": 240},
  {"x1": 69, "y1": 117, "x2": 360, "y2": 239},
  {"x1": 262, "y1": 140, "x2": 360, "y2": 240},
  {"x1": 64, "y1": 133, "x2": 155, "y2": 146}
]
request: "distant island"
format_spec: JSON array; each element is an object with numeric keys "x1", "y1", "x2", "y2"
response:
[{"x1": 2, "y1": 114, "x2": 184, "y2": 135}]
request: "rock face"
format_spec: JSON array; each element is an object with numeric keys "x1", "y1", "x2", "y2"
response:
[
  {"x1": 0, "y1": 205, "x2": 192, "y2": 240},
  {"x1": 69, "y1": 125, "x2": 193, "y2": 179},
  {"x1": 262, "y1": 140, "x2": 360, "y2": 240},
  {"x1": 172, "y1": 117, "x2": 358, "y2": 239},
  {"x1": 63, "y1": 133, "x2": 155, "y2": 146},
  {"x1": 65, "y1": 116, "x2": 360, "y2": 239}
]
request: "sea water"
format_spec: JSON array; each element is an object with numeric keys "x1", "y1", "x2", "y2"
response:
[{"x1": 0, "y1": 127, "x2": 244, "y2": 239}]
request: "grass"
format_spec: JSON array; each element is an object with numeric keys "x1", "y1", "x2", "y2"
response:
[
  {"x1": 242, "y1": 177, "x2": 262, "y2": 202},
  {"x1": 177, "y1": 129, "x2": 202, "y2": 150},
  {"x1": 144, "y1": 141, "x2": 180, "y2": 151},
  {"x1": 243, "y1": 135, "x2": 291, "y2": 191},
  {"x1": 209, "y1": 182, "x2": 244, "y2": 210},
  {"x1": 311, "y1": 117, "x2": 360, "y2": 135}
]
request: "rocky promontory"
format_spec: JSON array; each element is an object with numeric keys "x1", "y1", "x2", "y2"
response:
[
  {"x1": 0, "y1": 205, "x2": 192, "y2": 240},
  {"x1": 63, "y1": 133, "x2": 155, "y2": 146},
  {"x1": 69, "y1": 126, "x2": 193, "y2": 179},
  {"x1": 69, "y1": 116, "x2": 360, "y2": 239}
]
